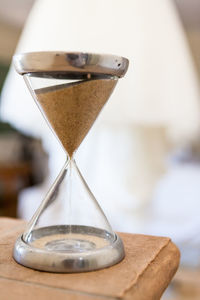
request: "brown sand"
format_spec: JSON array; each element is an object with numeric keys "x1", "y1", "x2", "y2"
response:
[{"x1": 35, "y1": 79, "x2": 117, "y2": 157}]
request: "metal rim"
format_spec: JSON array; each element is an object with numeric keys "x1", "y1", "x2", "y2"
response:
[
  {"x1": 13, "y1": 51, "x2": 129, "y2": 79},
  {"x1": 13, "y1": 232, "x2": 125, "y2": 273}
]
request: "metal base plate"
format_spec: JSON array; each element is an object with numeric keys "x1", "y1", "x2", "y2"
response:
[{"x1": 13, "y1": 225, "x2": 125, "y2": 273}]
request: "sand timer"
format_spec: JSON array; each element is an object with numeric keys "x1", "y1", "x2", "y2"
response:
[{"x1": 13, "y1": 52, "x2": 129, "y2": 272}]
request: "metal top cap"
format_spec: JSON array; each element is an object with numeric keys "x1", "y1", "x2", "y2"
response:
[{"x1": 13, "y1": 51, "x2": 129, "y2": 79}]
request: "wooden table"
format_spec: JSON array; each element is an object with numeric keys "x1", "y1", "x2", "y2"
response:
[{"x1": 0, "y1": 218, "x2": 180, "y2": 300}]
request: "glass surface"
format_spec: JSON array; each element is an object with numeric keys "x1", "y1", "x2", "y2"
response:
[{"x1": 22, "y1": 75, "x2": 117, "y2": 258}]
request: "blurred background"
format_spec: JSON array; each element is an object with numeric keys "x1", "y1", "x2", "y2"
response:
[{"x1": 0, "y1": 0, "x2": 200, "y2": 298}]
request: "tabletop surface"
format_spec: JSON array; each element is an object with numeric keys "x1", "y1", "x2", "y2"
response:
[{"x1": 0, "y1": 217, "x2": 180, "y2": 300}]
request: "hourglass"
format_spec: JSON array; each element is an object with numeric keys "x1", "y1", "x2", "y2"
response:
[{"x1": 13, "y1": 52, "x2": 129, "y2": 272}]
